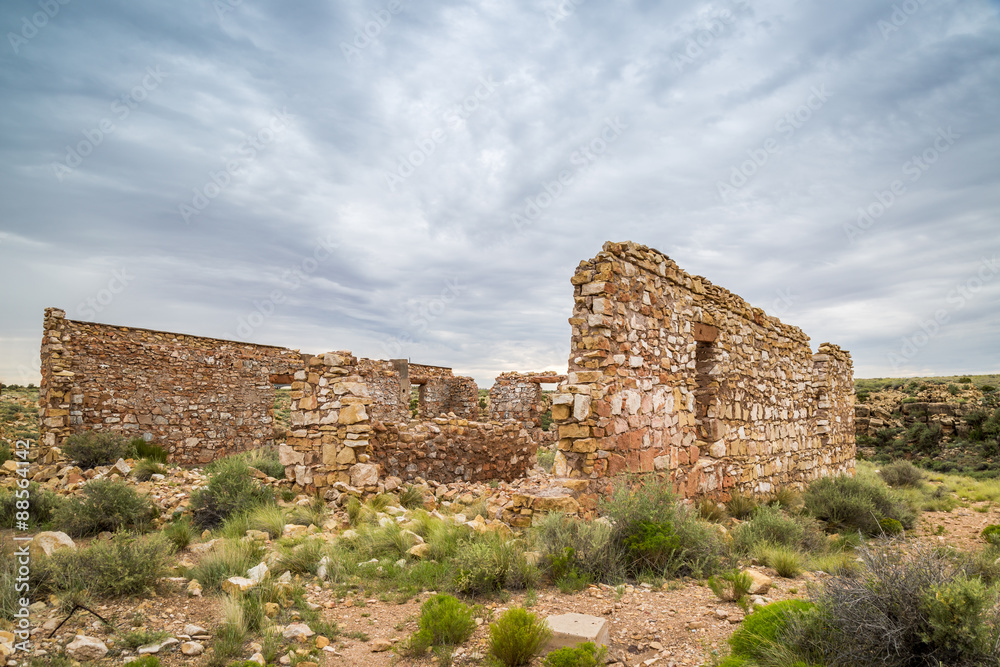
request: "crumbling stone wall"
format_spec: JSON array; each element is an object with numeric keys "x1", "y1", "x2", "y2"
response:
[
  {"x1": 551, "y1": 241, "x2": 855, "y2": 498},
  {"x1": 372, "y1": 416, "x2": 534, "y2": 484},
  {"x1": 280, "y1": 351, "x2": 378, "y2": 492},
  {"x1": 357, "y1": 358, "x2": 409, "y2": 424},
  {"x1": 418, "y1": 376, "x2": 480, "y2": 420},
  {"x1": 489, "y1": 372, "x2": 564, "y2": 427},
  {"x1": 38, "y1": 308, "x2": 302, "y2": 464}
]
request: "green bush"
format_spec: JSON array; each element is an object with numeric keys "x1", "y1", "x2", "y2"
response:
[
  {"x1": 725, "y1": 492, "x2": 758, "y2": 520},
  {"x1": 981, "y1": 525, "x2": 1000, "y2": 546},
  {"x1": 959, "y1": 377, "x2": 973, "y2": 384},
  {"x1": 878, "y1": 517, "x2": 904, "y2": 536},
  {"x1": 708, "y1": 570, "x2": 753, "y2": 602},
  {"x1": 62, "y1": 431, "x2": 135, "y2": 468},
  {"x1": 53, "y1": 479, "x2": 157, "y2": 537},
  {"x1": 488, "y1": 607, "x2": 551, "y2": 667},
  {"x1": 452, "y1": 533, "x2": 538, "y2": 595},
  {"x1": 405, "y1": 593, "x2": 476, "y2": 654},
  {"x1": 878, "y1": 460, "x2": 924, "y2": 487},
  {"x1": 803, "y1": 473, "x2": 915, "y2": 536},
  {"x1": 948, "y1": 384, "x2": 960, "y2": 395},
  {"x1": 982, "y1": 385, "x2": 996, "y2": 393},
  {"x1": 124, "y1": 658, "x2": 160, "y2": 667},
  {"x1": 133, "y1": 459, "x2": 166, "y2": 482},
  {"x1": 801, "y1": 543, "x2": 1000, "y2": 666},
  {"x1": 542, "y1": 642, "x2": 607, "y2": 667},
  {"x1": 162, "y1": 518, "x2": 194, "y2": 551},
  {"x1": 190, "y1": 456, "x2": 274, "y2": 529},
  {"x1": 731, "y1": 505, "x2": 825, "y2": 555},
  {"x1": 756, "y1": 545, "x2": 805, "y2": 578},
  {"x1": 600, "y1": 476, "x2": 723, "y2": 579},
  {"x1": 0, "y1": 443, "x2": 11, "y2": 466},
  {"x1": 185, "y1": 539, "x2": 265, "y2": 591},
  {"x1": 531, "y1": 512, "x2": 621, "y2": 583},
  {"x1": 37, "y1": 532, "x2": 171, "y2": 598},
  {"x1": 131, "y1": 438, "x2": 168, "y2": 463},
  {"x1": 0, "y1": 482, "x2": 63, "y2": 529},
  {"x1": 237, "y1": 447, "x2": 285, "y2": 480},
  {"x1": 728, "y1": 599, "x2": 816, "y2": 661},
  {"x1": 904, "y1": 422, "x2": 944, "y2": 455},
  {"x1": 399, "y1": 485, "x2": 425, "y2": 509}
]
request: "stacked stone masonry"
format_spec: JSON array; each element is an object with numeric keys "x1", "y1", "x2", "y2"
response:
[
  {"x1": 551, "y1": 241, "x2": 855, "y2": 498},
  {"x1": 38, "y1": 308, "x2": 302, "y2": 464},
  {"x1": 488, "y1": 372, "x2": 565, "y2": 427},
  {"x1": 371, "y1": 418, "x2": 535, "y2": 484}
]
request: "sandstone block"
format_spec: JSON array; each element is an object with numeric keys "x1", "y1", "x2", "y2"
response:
[
  {"x1": 543, "y1": 613, "x2": 609, "y2": 653},
  {"x1": 66, "y1": 635, "x2": 108, "y2": 661}
]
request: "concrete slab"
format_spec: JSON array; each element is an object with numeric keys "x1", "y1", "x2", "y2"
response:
[{"x1": 543, "y1": 613, "x2": 610, "y2": 652}]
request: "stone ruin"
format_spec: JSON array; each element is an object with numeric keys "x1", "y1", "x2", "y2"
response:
[{"x1": 36, "y1": 240, "x2": 855, "y2": 500}]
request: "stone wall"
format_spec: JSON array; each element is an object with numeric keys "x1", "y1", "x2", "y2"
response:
[
  {"x1": 357, "y1": 358, "x2": 409, "y2": 424},
  {"x1": 38, "y1": 308, "x2": 303, "y2": 464},
  {"x1": 372, "y1": 417, "x2": 535, "y2": 484},
  {"x1": 279, "y1": 351, "x2": 379, "y2": 492},
  {"x1": 418, "y1": 376, "x2": 480, "y2": 420},
  {"x1": 551, "y1": 241, "x2": 855, "y2": 498},
  {"x1": 488, "y1": 372, "x2": 564, "y2": 427}
]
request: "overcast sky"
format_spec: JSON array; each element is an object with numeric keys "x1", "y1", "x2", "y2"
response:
[{"x1": 1, "y1": 0, "x2": 998, "y2": 388}]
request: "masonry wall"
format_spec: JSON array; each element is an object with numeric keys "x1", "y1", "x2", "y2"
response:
[
  {"x1": 357, "y1": 358, "x2": 409, "y2": 424},
  {"x1": 419, "y1": 376, "x2": 480, "y2": 420},
  {"x1": 39, "y1": 308, "x2": 303, "y2": 464},
  {"x1": 372, "y1": 417, "x2": 535, "y2": 484},
  {"x1": 551, "y1": 242, "x2": 855, "y2": 498},
  {"x1": 489, "y1": 373, "x2": 545, "y2": 426}
]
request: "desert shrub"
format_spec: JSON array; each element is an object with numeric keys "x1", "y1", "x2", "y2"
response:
[
  {"x1": 697, "y1": 498, "x2": 727, "y2": 522},
  {"x1": 542, "y1": 642, "x2": 607, "y2": 667},
  {"x1": 756, "y1": 545, "x2": 804, "y2": 578},
  {"x1": 708, "y1": 569, "x2": 753, "y2": 602},
  {"x1": 399, "y1": 485, "x2": 425, "y2": 510},
  {"x1": 960, "y1": 377, "x2": 973, "y2": 384},
  {"x1": 878, "y1": 517, "x2": 903, "y2": 536},
  {"x1": 190, "y1": 456, "x2": 274, "y2": 529},
  {"x1": 725, "y1": 492, "x2": 758, "y2": 520},
  {"x1": 185, "y1": 539, "x2": 265, "y2": 591},
  {"x1": 162, "y1": 518, "x2": 194, "y2": 551},
  {"x1": 803, "y1": 473, "x2": 915, "y2": 536},
  {"x1": 278, "y1": 539, "x2": 326, "y2": 575},
  {"x1": 238, "y1": 447, "x2": 285, "y2": 480},
  {"x1": 53, "y1": 479, "x2": 157, "y2": 537},
  {"x1": 727, "y1": 599, "x2": 816, "y2": 664},
  {"x1": 983, "y1": 385, "x2": 996, "y2": 393},
  {"x1": 452, "y1": 533, "x2": 538, "y2": 595},
  {"x1": 731, "y1": 506, "x2": 826, "y2": 556},
  {"x1": 981, "y1": 524, "x2": 1000, "y2": 546},
  {"x1": 0, "y1": 539, "x2": 24, "y2": 620},
  {"x1": 346, "y1": 495, "x2": 363, "y2": 526},
  {"x1": 800, "y1": 543, "x2": 1000, "y2": 666},
  {"x1": 0, "y1": 482, "x2": 63, "y2": 529},
  {"x1": 133, "y1": 458, "x2": 166, "y2": 482},
  {"x1": 126, "y1": 658, "x2": 161, "y2": 667},
  {"x1": 948, "y1": 384, "x2": 960, "y2": 395},
  {"x1": 536, "y1": 448, "x2": 556, "y2": 472},
  {"x1": 120, "y1": 629, "x2": 169, "y2": 650},
  {"x1": 405, "y1": 593, "x2": 476, "y2": 654},
  {"x1": 764, "y1": 488, "x2": 802, "y2": 511},
  {"x1": 600, "y1": 476, "x2": 724, "y2": 579},
  {"x1": 131, "y1": 438, "x2": 168, "y2": 463},
  {"x1": 62, "y1": 431, "x2": 134, "y2": 468},
  {"x1": 0, "y1": 443, "x2": 11, "y2": 466},
  {"x1": 531, "y1": 512, "x2": 621, "y2": 583},
  {"x1": 904, "y1": 422, "x2": 944, "y2": 455},
  {"x1": 873, "y1": 427, "x2": 904, "y2": 448},
  {"x1": 879, "y1": 460, "x2": 924, "y2": 487},
  {"x1": 37, "y1": 532, "x2": 171, "y2": 598},
  {"x1": 247, "y1": 504, "x2": 286, "y2": 538},
  {"x1": 488, "y1": 607, "x2": 551, "y2": 667}
]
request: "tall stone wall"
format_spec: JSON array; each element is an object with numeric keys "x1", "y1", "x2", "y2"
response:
[
  {"x1": 488, "y1": 372, "x2": 564, "y2": 427},
  {"x1": 38, "y1": 308, "x2": 303, "y2": 464},
  {"x1": 551, "y1": 241, "x2": 855, "y2": 498},
  {"x1": 371, "y1": 417, "x2": 535, "y2": 484}
]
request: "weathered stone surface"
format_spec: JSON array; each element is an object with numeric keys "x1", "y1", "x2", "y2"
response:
[
  {"x1": 742, "y1": 569, "x2": 772, "y2": 595},
  {"x1": 180, "y1": 642, "x2": 204, "y2": 656},
  {"x1": 66, "y1": 635, "x2": 108, "y2": 661},
  {"x1": 350, "y1": 463, "x2": 378, "y2": 487},
  {"x1": 543, "y1": 613, "x2": 610, "y2": 652},
  {"x1": 29, "y1": 531, "x2": 75, "y2": 558},
  {"x1": 282, "y1": 623, "x2": 315, "y2": 641},
  {"x1": 222, "y1": 577, "x2": 256, "y2": 594}
]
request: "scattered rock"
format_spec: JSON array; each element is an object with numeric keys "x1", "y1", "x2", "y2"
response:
[
  {"x1": 222, "y1": 576, "x2": 256, "y2": 594},
  {"x1": 29, "y1": 531, "x2": 76, "y2": 558},
  {"x1": 248, "y1": 562, "x2": 268, "y2": 583},
  {"x1": 742, "y1": 569, "x2": 772, "y2": 595},
  {"x1": 183, "y1": 624, "x2": 208, "y2": 637},
  {"x1": 186, "y1": 579, "x2": 203, "y2": 597},
  {"x1": 371, "y1": 638, "x2": 393, "y2": 652},
  {"x1": 66, "y1": 635, "x2": 108, "y2": 661},
  {"x1": 181, "y1": 641, "x2": 204, "y2": 656},
  {"x1": 282, "y1": 623, "x2": 315, "y2": 642}
]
